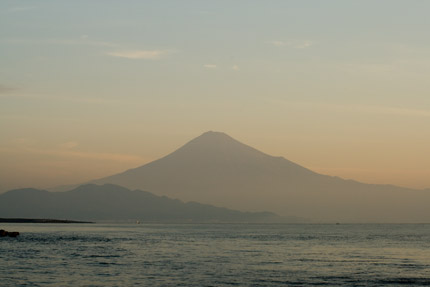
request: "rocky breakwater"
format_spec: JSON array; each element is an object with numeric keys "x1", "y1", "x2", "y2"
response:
[{"x1": 0, "y1": 229, "x2": 19, "y2": 237}]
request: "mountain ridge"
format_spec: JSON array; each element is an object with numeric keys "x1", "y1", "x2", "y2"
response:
[{"x1": 0, "y1": 183, "x2": 285, "y2": 223}]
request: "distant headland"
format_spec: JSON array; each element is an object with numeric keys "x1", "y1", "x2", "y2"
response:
[{"x1": 0, "y1": 218, "x2": 93, "y2": 224}]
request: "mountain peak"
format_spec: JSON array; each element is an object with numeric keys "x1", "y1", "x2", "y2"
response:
[
  {"x1": 194, "y1": 131, "x2": 236, "y2": 142},
  {"x1": 190, "y1": 130, "x2": 241, "y2": 145},
  {"x1": 174, "y1": 130, "x2": 264, "y2": 158},
  {"x1": 201, "y1": 130, "x2": 224, "y2": 135}
]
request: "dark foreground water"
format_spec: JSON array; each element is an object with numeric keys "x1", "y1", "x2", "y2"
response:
[{"x1": 1, "y1": 223, "x2": 430, "y2": 286}]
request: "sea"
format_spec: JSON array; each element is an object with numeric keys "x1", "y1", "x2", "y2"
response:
[{"x1": 1, "y1": 223, "x2": 430, "y2": 286}]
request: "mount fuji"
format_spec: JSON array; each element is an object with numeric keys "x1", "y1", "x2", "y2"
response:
[{"x1": 87, "y1": 131, "x2": 430, "y2": 223}]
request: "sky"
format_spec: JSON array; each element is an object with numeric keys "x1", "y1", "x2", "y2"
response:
[{"x1": 1, "y1": 0, "x2": 430, "y2": 192}]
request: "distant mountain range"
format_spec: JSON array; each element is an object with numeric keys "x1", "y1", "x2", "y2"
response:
[
  {"x1": 81, "y1": 131, "x2": 430, "y2": 223},
  {"x1": 0, "y1": 184, "x2": 282, "y2": 223}
]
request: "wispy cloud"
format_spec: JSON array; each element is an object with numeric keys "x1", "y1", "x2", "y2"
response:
[
  {"x1": 3, "y1": 6, "x2": 35, "y2": 14},
  {"x1": 0, "y1": 92, "x2": 118, "y2": 105},
  {"x1": 269, "y1": 40, "x2": 314, "y2": 49},
  {"x1": 0, "y1": 145, "x2": 144, "y2": 163},
  {"x1": 0, "y1": 84, "x2": 15, "y2": 94},
  {"x1": 202, "y1": 64, "x2": 239, "y2": 70},
  {"x1": 106, "y1": 50, "x2": 169, "y2": 60},
  {"x1": 340, "y1": 58, "x2": 430, "y2": 78},
  {"x1": 59, "y1": 141, "x2": 79, "y2": 149},
  {"x1": 3, "y1": 37, "x2": 175, "y2": 61},
  {"x1": 0, "y1": 138, "x2": 144, "y2": 164},
  {"x1": 326, "y1": 103, "x2": 430, "y2": 118},
  {"x1": 203, "y1": 64, "x2": 217, "y2": 69},
  {"x1": 272, "y1": 100, "x2": 430, "y2": 118},
  {"x1": 353, "y1": 104, "x2": 430, "y2": 118},
  {"x1": 270, "y1": 40, "x2": 289, "y2": 47},
  {"x1": 295, "y1": 41, "x2": 313, "y2": 49},
  {"x1": 0, "y1": 139, "x2": 147, "y2": 191},
  {"x1": 3, "y1": 37, "x2": 119, "y2": 48},
  {"x1": 189, "y1": 10, "x2": 213, "y2": 15},
  {"x1": 316, "y1": 102, "x2": 430, "y2": 118}
]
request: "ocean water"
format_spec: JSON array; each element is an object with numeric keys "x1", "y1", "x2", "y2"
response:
[{"x1": 1, "y1": 223, "x2": 430, "y2": 286}]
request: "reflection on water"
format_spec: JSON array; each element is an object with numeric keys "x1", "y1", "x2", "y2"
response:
[{"x1": 1, "y1": 224, "x2": 430, "y2": 286}]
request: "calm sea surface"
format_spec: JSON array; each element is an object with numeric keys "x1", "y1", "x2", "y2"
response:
[{"x1": 1, "y1": 223, "x2": 430, "y2": 286}]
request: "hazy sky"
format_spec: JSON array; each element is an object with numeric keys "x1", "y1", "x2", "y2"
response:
[{"x1": 1, "y1": 0, "x2": 430, "y2": 191}]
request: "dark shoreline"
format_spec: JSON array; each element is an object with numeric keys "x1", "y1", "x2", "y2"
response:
[{"x1": 0, "y1": 218, "x2": 93, "y2": 224}]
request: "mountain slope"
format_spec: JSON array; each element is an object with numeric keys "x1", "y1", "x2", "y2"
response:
[
  {"x1": 0, "y1": 184, "x2": 280, "y2": 222},
  {"x1": 93, "y1": 131, "x2": 319, "y2": 208},
  {"x1": 89, "y1": 131, "x2": 430, "y2": 223}
]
